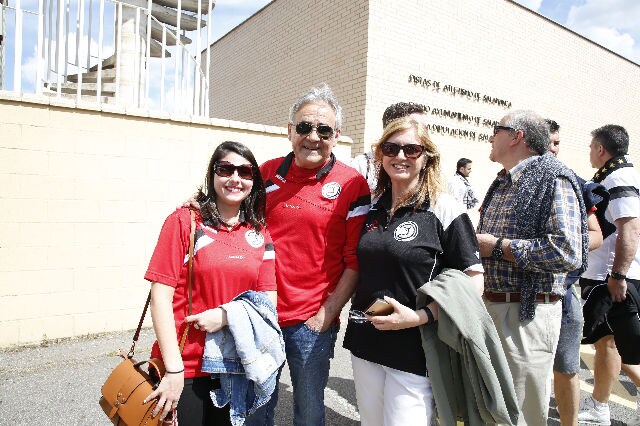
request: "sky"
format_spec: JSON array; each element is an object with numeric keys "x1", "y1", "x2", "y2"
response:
[
  {"x1": 208, "y1": 0, "x2": 271, "y2": 42},
  {"x1": 212, "y1": 0, "x2": 640, "y2": 64},
  {"x1": 512, "y1": 0, "x2": 640, "y2": 63},
  {"x1": 3, "y1": 0, "x2": 638, "y2": 97}
]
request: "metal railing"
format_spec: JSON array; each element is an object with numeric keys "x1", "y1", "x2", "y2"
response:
[{"x1": 0, "y1": 0, "x2": 212, "y2": 117}]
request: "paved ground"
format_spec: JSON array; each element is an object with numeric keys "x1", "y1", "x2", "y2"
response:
[{"x1": 0, "y1": 307, "x2": 637, "y2": 425}]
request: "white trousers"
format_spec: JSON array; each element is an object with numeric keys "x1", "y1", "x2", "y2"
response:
[{"x1": 351, "y1": 355, "x2": 434, "y2": 426}]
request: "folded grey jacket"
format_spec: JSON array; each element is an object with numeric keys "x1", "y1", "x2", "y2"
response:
[
  {"x1": 417, "y1": 269, "x2": 520, "y2": 425},
  {"x1": 202, "y1": 291, "x2": 285, "y2": 425}
]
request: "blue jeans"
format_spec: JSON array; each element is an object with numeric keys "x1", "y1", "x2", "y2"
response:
[{"x1": 264, "y1": 322, "x2": 338, "y2": 426}]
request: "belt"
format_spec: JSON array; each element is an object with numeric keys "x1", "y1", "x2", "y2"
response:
[{"x1": 484, "y1": 291, "x2": 561, "y2": 303}]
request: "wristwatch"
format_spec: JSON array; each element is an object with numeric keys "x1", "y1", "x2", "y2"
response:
[
  {"x1": 491, "y1": 237, "x2": 505, "y2": 261},
  {"x1": 610, "y1": 271, "x2": 627, "y2": 280}
]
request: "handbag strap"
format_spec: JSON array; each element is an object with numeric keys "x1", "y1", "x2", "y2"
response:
[
  {"x1": 127, "y1": 209, "x2": 196, "y2": 358},
  {"x1": 178, "y1": 209, "x2": 196, "y2": 353}
]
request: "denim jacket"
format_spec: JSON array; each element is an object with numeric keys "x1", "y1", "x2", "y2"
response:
[{"x1": 201, "y1": 291, "x2": 285, "y2": 425}]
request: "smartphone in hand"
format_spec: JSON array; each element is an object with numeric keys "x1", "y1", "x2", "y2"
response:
[{"x1": 365, "y1": 298, "x2": 394, "y2": 316}]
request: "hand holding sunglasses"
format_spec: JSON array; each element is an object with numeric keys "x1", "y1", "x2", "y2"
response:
[
  {"x1": 380, "y1": 142, "x2": 425, "y2": 159},
  {"x1": 213, "y1": 161, "x2": 255, "y2": 180},
  {"x1": 295, "y1": 121, "x2": 335, "y2": 140}
]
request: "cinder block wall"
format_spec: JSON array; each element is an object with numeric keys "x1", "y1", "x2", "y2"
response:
[
  {"x1": 207, "y1": 0, "x2": 370, "y2": 153},
  {"x1": 0, "y1": 96, "x2": 352, "y2": 347}
]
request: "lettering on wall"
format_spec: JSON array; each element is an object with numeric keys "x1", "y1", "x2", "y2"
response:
[
  {"x1": 427, "y1": 124, "x2": 477, "y2": 142},
  {"x1": 407, "y1": 74, "x2": 511, "y2": 142}
]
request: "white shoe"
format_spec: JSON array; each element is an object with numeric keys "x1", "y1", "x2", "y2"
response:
[{"x1": 577, "y1": 396, "x2": 611, "y2": 425}]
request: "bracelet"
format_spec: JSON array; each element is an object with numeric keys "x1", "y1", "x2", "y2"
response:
[
  {"x1": 165, "y1": 368, "x2": 184, "y2": 374},
  {"x1": 421, "y1": 306, "x2": 435, "y2": 325}
]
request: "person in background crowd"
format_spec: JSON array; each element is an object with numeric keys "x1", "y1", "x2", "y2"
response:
[
  {"x1": 546, "y1": 118, "x2": 604, "y2": 426},
  {"x1": 548, "y1": 118, "x2": 561, "y2": 157},
  {"x1": 344, "y1": 116, "x2": 484, "y2": 425},
  {"x1": 448, "y1": 157, "x2": 479, "y2": 210},
  {"x1": 476, "y1": 110, "x2": 588, "y2": 426},
  {"x1": 578, "y1": 124, "x2": 640, "y2": 426},
  {"x1": 350, "y1": 148, "x2": 377, "y2": 194},
  {"x1": 145, "y1": 141, "x2": 277, "y2": 425}
]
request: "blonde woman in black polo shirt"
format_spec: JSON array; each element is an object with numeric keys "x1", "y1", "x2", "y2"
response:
[{"x1": 343, "y1": 116, "x2": 484, "y2": 425}]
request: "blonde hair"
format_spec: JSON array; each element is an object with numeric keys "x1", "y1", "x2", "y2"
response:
[{"x1": 373, "y1": 117, "x2": 443, "y2": 213}]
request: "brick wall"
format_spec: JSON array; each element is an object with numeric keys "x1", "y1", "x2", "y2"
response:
[{"x1": 208, "y1": 0, "x2": 370, "y2": 153}]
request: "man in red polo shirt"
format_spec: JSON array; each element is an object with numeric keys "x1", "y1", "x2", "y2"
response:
[{"x1": 260, "y1": 84, "x2": 370, "y2": 425}]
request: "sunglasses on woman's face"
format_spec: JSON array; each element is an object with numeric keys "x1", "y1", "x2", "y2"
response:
[
  {"x1": 380, "y1": 142, "x2": 425, "y2": 159},
  {"x1": 214, "y1": 161, "x2": 255, "y2": 180},
  {"x1": 295, "y1": 121, "x2": 335, "y2": 140}
]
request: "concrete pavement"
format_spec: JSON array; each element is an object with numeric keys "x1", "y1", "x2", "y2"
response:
[{"x1": 0, "y1": 308, "x2": 637, "y2": 425}]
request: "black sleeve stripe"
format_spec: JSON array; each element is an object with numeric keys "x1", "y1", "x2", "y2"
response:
[
  {"x1": 265, "y1": 243, "x2": 274, "y2": 251},
  {"x1": 349, "y1": 194, "x2": 372, "y2": 211},
  {"x1": 609, "y1": 185, "x2": 640, "y2": 200}
]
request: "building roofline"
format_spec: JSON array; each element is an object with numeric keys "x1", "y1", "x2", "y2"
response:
[
  {"x1": 206, "y1": 0, "x2": 275, "y2": 50},
  {"x1": 506, "y1": 0, "x2": 639, "y2": 68},
  {"x1": 204, "y1": 0, "x2": 638, "y2": 68}
]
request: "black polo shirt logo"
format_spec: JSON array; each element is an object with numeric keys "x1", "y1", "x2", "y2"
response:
[
  {"x1": 394, "y1": 221, "x2": 419, "y2": 242},
  {"x1": 321, "y1": 182, "x2": 341, "y2": 199},
  {"x1": 245, "y1": 230, "x2": 264, "y2": 248}
]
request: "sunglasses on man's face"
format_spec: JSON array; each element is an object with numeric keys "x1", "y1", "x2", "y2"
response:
[
  {"x1": 493, "y1": 125, "x2": 516, "y2": 136},
  {"x1": 214, "y1": 161, "x2": 255, "y2": 180},
  {"x1": 380, "y1": 142, "x2": 425, "y2": 159},
  {"x1": 295, "y1": 121, "x2": 335, "y2": 140}
]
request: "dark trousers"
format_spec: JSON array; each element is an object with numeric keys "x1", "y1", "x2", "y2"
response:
[{"x1": 178, "y1": 376, "x2": 231, "y2": 426}]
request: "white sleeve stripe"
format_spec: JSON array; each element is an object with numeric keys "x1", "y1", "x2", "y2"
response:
[
  {"x1": 464, "y1": 264, "x2": 485, "y2": 273},
  {"x1": 265, "y1": 184, "x2": 279, "y2": 193},
  {"x1": 429, "y1": 193, "x2": 464, "y2": 231},
  {"x1": 183, "y1": 234, "x2": 214, "y2": 264},
  {"x1": 347, "y1": 204, "x2": 371, "y2": 219},
  {"x1": 263, "y1": 250, "x2": 275, "y2": 260}
]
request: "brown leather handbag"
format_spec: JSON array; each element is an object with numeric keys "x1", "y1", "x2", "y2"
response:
[{"x1": 99, "y1": 210, "x2": 196, "y2": 425}]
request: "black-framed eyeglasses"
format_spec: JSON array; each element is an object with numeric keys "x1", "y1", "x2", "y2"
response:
[
  {"x1": 380, "y1": 142, "x2": 425, "y2": 159},
  {"x1": 493, "y1": 125, "x2": 516, "y2": 136},
  {"x1": 295, "y1": 121, "x2": 335, "y2": 140},
  {"x1": 214, "y1": 161, "x2": 255, "y2": 180}
]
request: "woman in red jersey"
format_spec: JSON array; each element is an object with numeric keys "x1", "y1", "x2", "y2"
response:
[{"x1": 144, "y1": 141, "x2": 277, "y2": 425}]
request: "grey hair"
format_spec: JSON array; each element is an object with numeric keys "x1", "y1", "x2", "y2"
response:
[
  {"x1": 504, "y1": 110, "x2": 550, "y2": 155},
  {"x1": 288, "y1": 83, "x2": 343, "y2": 129}
]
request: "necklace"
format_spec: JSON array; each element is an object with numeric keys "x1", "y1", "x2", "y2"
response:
[{"x1": 221, "y1": 215, "x2": 239, "y2": 228}]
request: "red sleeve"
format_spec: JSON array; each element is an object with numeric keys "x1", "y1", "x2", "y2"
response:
[
  {"x1": 259, "y1": 158, "x2": 279, "y2": 181},
  {"x1": 256, "y1": 228, "x2": 277, "y2": 291},
  {"x1": 144, "y1": 208, "x2": 190, "y2": 287},
  {"x1": 343, "y1": 173, "x2": 371, "y2": 271}
]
